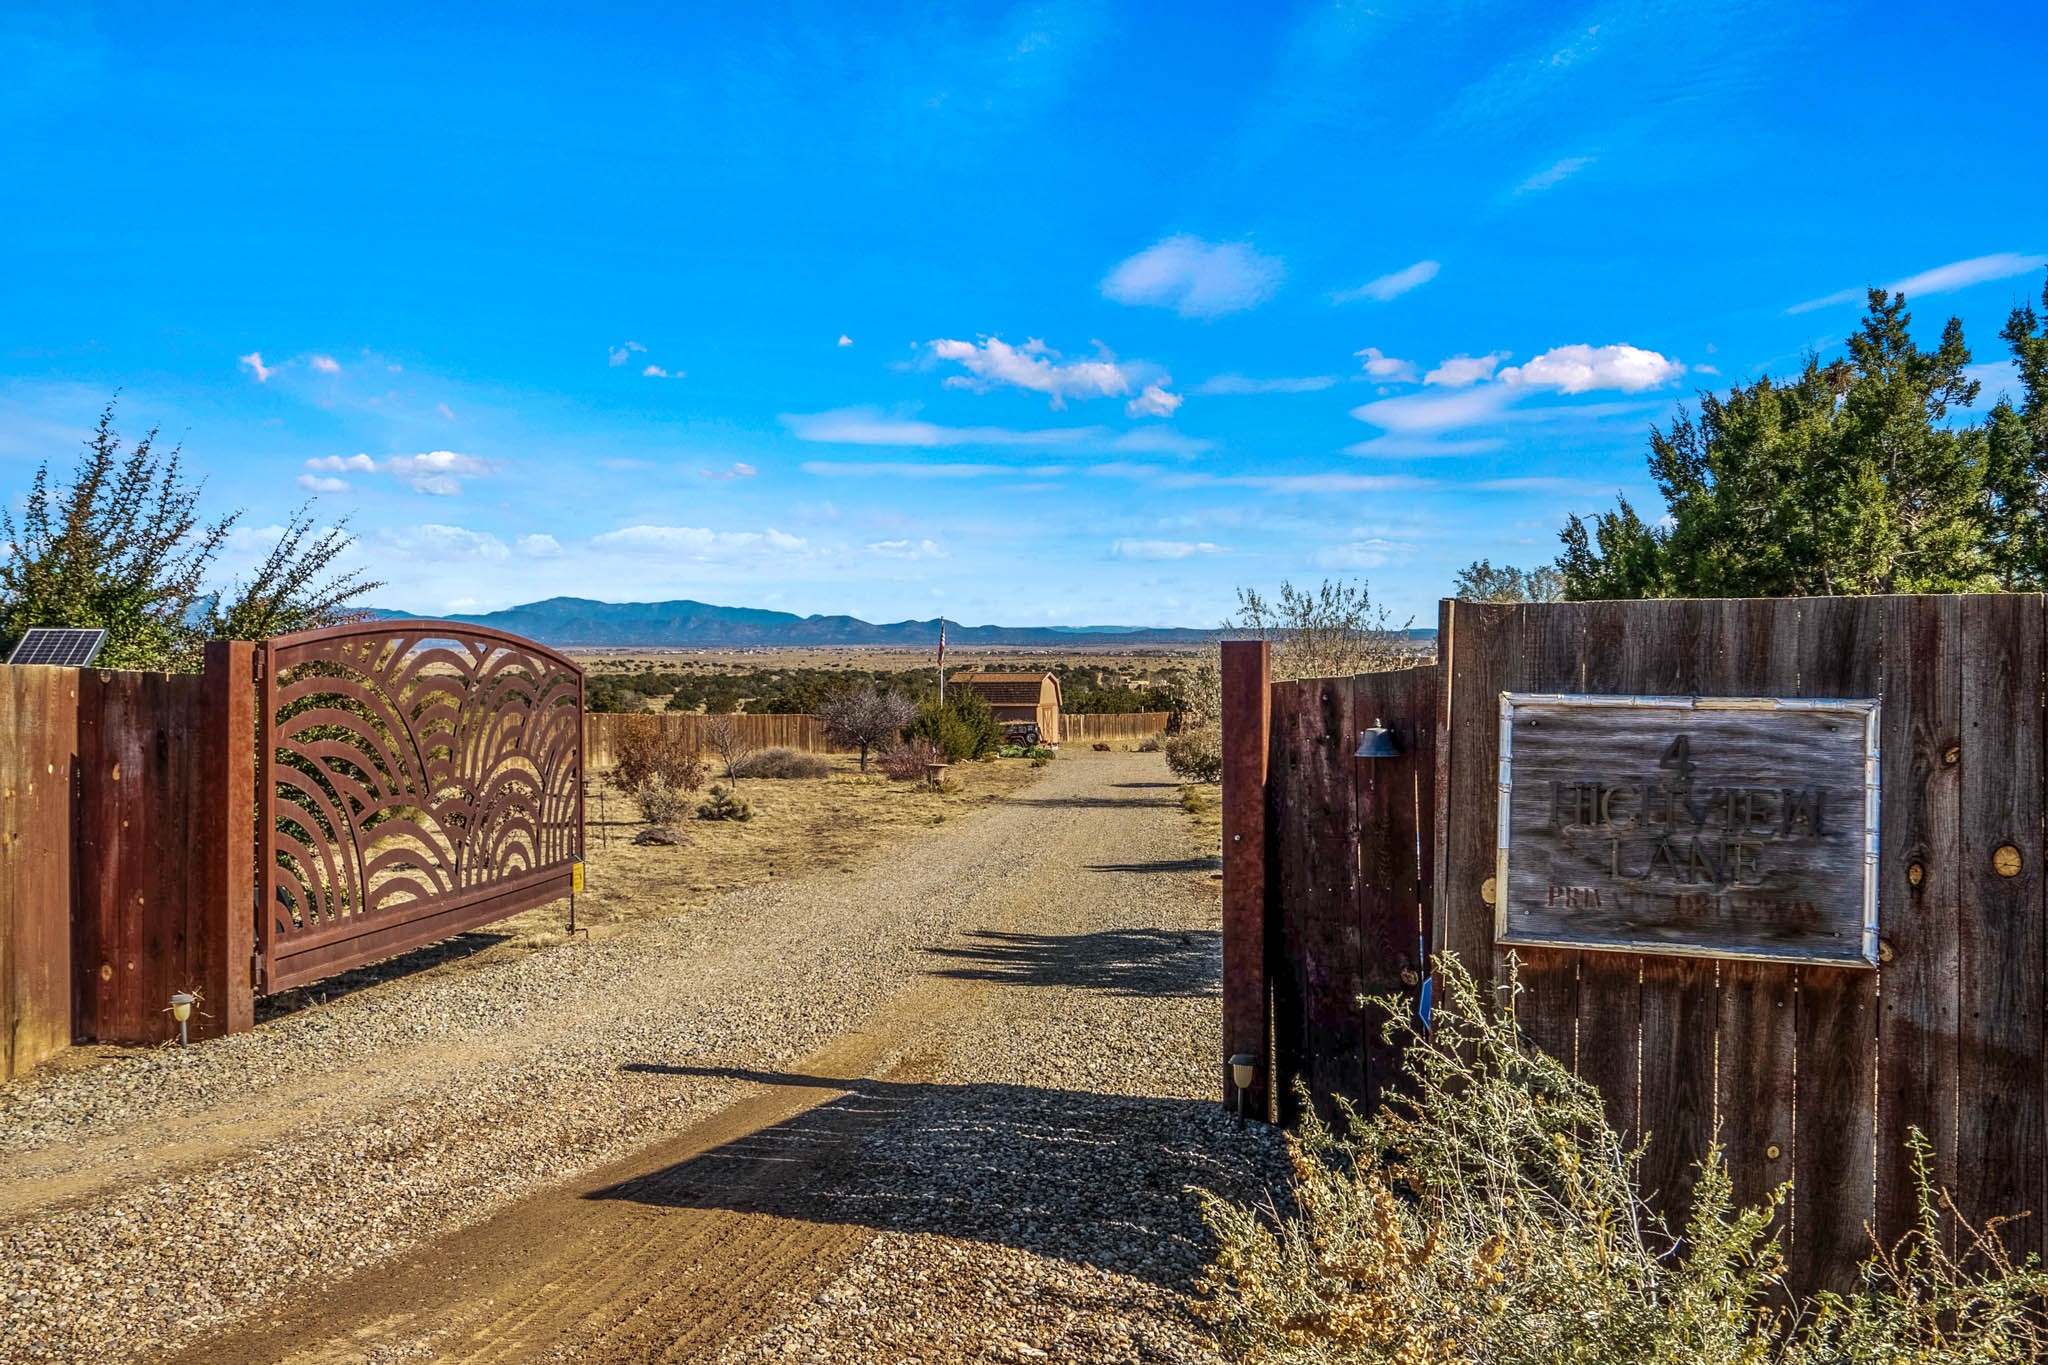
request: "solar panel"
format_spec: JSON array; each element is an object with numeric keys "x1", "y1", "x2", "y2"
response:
[{"x1": 7, "y1": 627, "x2": 109, "y2": 667}]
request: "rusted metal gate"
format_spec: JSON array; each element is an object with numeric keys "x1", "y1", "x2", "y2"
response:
[{"x1": 256, "y1": 621, "x2": 584, "y2": 993}]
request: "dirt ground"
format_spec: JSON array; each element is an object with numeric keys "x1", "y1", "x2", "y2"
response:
[{"x1": 1, "y1": 751, "x2": 1276, "y2": 1364}]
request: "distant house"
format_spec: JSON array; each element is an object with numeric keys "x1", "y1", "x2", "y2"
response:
[{"x1": 950, "y1": 670, "x2": 1062, "y2": 742}]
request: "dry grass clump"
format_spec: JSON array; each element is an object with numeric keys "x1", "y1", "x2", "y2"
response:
[
  {"x1": 737, "y1": 746, "x2": 832, "y2": 780},
  {"x1": 631, "y1": 773, "x2": 694, "y2": 827},
  {"x1": 1198, "y1": 955, "x2": 2048, "y2": 1365}
]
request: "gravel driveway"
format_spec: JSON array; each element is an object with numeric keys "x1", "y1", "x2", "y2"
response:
[{"x1": 0, "y1": 751, "x2": 1282, "y2": 1363}]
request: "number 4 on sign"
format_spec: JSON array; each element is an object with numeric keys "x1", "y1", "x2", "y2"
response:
[{"x1": 1659, "y1": 734, "x2": 1697, "y2": 778}]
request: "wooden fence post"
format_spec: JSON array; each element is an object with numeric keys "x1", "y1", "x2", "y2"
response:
[
  {"x1": 1221, "y1": 640, "x2": 1271, "y2": 1120},
  {"x1": 199, "y1": 640, "x2": 256, "y2": 1037}
]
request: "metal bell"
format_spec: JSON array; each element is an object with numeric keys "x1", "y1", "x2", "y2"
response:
[{"x1": 1354, "y1": 717, "x2": 1401, "y2": 759}]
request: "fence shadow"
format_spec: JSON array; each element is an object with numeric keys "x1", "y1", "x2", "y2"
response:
[
  {"x1": 923, "y1": 927, "x2": 1221, "y2": 997},
  {"x1": 1083, "y1": 856, "x2": 1222, "y2": 875},
  {"x1": 253, "y1": 928, "x2": 516, "y2": 1021},
  {"x1": 596, "y1": 1065, "x2": 1281, "y2": 1290}
]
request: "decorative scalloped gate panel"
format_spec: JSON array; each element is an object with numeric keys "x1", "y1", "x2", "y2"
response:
[{"x1": 256, "y1": 621, "x2": 583, "y2": 992}]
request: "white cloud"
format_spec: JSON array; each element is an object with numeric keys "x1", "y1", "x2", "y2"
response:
[
  {"x1": 1111, "y1": 539, "x2": 1228, "y2": 560},
  {"x1": 1962, "y1": 359, "x2": 2022, "y2": 405},
  {"x1": 306, "y1": 450, "x2": 489, "y2": 496},
  {"x1": 310, "y1": 354, "x2": 341, "y2": 374},
  {"x1": 1343, "y1": 435, "x2": 1505, "y2": 457},
  {"x1": 382, "y1": 450, "x2": 492, "y2": 495},
  {"x1": 1352, "y1": 387, "x2": 1516, "y2": 432},
  {"x1": 1110, "y1": 427, "x2": 1212, "y2": 456},
  {"x1": 1694, "y1": 364, "x2": 1721, "y2": 376},
  {"x1": 379, "y1": 524, "x2": 510, "y2": 561},
  {"x1": 1195, "y1": 373, "x2": 1338, "y2": 395},
  {"x1": 437, "y1": 402, "x2": 457, "y2": 420},
  {"x1": 642, "y1": 364, "x2": 683, "y2": 379},
  {"x1": 1424, "y1": 353, "x2": 1506, "y2": 387},
  {"x1": 1355, "y1": 347, "x2": 1419, "y2": 382},
  {"x1": 1333, "y1": 259, "x2": 1440, "y2": 303},
  {"x1": 1788, "y1": 252, "x2": 2048, "y2": 314},
  {"x1": 1101, "y1": 234, "x2": 1284, "y2": 318},
  {"x1": 296, "y1": 474, "x2": 350, "y2": 493},
  {"x1": 591, "y1": 525, "x2": 808, "y2": 560},
  {"x1": 238, "y1": 351, "x2": 274, "y2": 383},
  {"x1": 701, "y1": 462, "x2": 758, "y2": 479},
  {"x1": 516, "y1": 534, "x2": 564, "y2": 557},
  {"x1": 1499, "y1": 343, "x2": 1682, "y2": 393},
  {"x1": 1316, "y1": 538, "x2": 1401, "y2": 569},
  {"x1": 929, "y1": 336, "x2": 1163, "y2": 409},
  {"x1": 868, "y1": 538, "x2": 946, "y2": 559},
  {"x1": 837, "y1": 334, "x2": 853, "y2": 347},
  {"x1": 609, "y1": 341, "x2": 646, "y2": 366},
  {"x1": 1516, "y1": 156, "x2": 1593, "y2": 193},
  {"x1": 1126, "y1": 383, "x2": 1184, "y2": 418}
]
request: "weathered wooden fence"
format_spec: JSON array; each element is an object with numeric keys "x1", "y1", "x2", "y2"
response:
[
  {"x1": 1060, "y1": 711, "x2": 1171, "y2": 745},
  {"x1": 0, "y1": 644, "x2": 253, "y2": 1076},
  {"x1": 1224, "y1": 595, "x2": 2048, "y2": 1299},
  {"x1": 582, "y1": 712, "x2": 831, "y2": 770}
]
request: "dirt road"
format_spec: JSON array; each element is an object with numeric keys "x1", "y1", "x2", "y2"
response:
[{"x1": 1, "y1": 752, "x2": 1277, "y2": 1363}]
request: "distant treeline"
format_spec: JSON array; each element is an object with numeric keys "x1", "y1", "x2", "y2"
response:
[{"x1": 585, "y1": 660, "x2": 1198, "y2": 716}]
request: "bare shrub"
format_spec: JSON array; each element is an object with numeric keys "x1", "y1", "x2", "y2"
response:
[
  {"x1": 695, "y1": 783, "x2": 753, "y2": 821},
  {"x1": 702, "y1": 714, "x2": 754, "y2": 783},
  {"x1": 1165, "y1": 727, "x2": 1223, "y2": 784},
  {"x1": 1136, "y1": 733, "x2": 1163, "y2": 753},
  {"x1": 816, "y1": 687, "x2": 917, "y2": 771},
  {"x1": 737, "y1": 746, "x2": 831, "y2": 780},
  {"x1": 1198, "y1": 954, "x2": 2048, "y2": 1364},
  {"x1": 631, "y1": 773, "x2": 692, "y2": 827},
  {"x1": 876, "y1": 737, "x2": 941, "y2": 782},
  {"x1": 614, "y1": 723, "x2": 704, "y2": 794}
]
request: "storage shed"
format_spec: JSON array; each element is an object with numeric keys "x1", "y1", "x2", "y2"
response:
[{"x1": 951, "y1": 670, "x2": 1063, "y2": 743}]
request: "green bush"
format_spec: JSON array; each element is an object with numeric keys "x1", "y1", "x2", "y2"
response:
[
  {"x1": 695, "y1": 784, "x2": 753, "y2": 822},
  {"x1": 1198, "y1": 954, "x2": 2048, "y2": 1364},
  {"x1": 1165, "y1": 726, "x2": 1223, "y2": 784},
  {"x1": 909, "y1": 690, "x2": 1001, "y2": 762}
]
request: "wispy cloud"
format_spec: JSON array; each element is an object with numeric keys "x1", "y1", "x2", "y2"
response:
[
  {"x1": 1111, "y1": 539, "x2": 1227, "y2": 560},
  {"x1": 1787, "y1": 252, "x2": 2048, "y2": 314},
  {"x1": 590, "y1": 525, "x2": 809, "y2": 559},
  {"x1": 516, "y1": 534, "x2": 563, "y2": 557},
  {"x1": 608, "y1": 341, "x2": 646, "y2": 366},
  {"x1": 837, "y1": 334, "x2": 853, "y2": 348},
  {"x1": 310, "y1": 354, "x2": 341, "y2": 374},
  {"x1": 868, "y1": 538, "x2": 946, "y2": 559},
  {"x1": 1516, "y1": 156, "x2": 1592, "y2": 193},
  {"x1": 642, "y1": 364, "x2": 683, "y2": 379},
  {"x1": 1355, "y1": 347, "x2": 1419, "y2": 383},
  {"x1": 1101, "y1": 234, "x2": 1284, "y2": 318},
  {"x1": 701, "y1": 462, "x2": 758, "y2": 479},
  {"x1": 782, "y1": 408, "x2": 1207, "y2": 456},
  {"x1": 238, "y1": 351, "x2": 273, "y2": 383},
  {"x1": 1343, "y1": 435, "x2": 1505, "y2": 457},
  {"x1": 1353, "y1": 387, "x2": 1515, "y2": 432},
  {"x1": 928, "y1": 336, "x2": 1163, "y2": 409},
  {"x1": 1315, "y1": 537, "x2": 1401, "y2": 569},
  {"x1": 1333, "y1": 259, "x2": 1440, "y2": 303},
  {"x1": 1424, "y1": 353, "x2": 1505, "y2": 387},
  {"x1": 802, "y1": 461, "x2": 1065, "y2": 480},
  {"x1": 1195, "y1": 373, "x2": 1338, "y2": 395},
  {"x1": 1126, "y1": 383, "x2": 1183, "y2": 418},
  {"x1": 302, "y1": 450, "x2": 490, "y2": 496}
]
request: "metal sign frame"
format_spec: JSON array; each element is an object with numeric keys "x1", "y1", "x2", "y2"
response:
[{"x1": 1495, "y1": 691, "x2": 1881, "y2": 968}]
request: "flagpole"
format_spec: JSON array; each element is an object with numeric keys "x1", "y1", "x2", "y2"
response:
[{"x1": 937, "y1": 617, "x2": 946, "y2": 704}]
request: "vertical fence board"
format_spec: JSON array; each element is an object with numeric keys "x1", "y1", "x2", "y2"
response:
[
  {"x1": 1, "y1": 668, "x2": 80, "y2": 1078},
  {"x1": 1266, "y1": 680, "x2": 1310, "y2": 1120},
  {"x1": 1955, "y1": 593, "x2": 2046, "y2": 1266},
  {"x1": 1219, "y1": 641, "x2": 1270, "y2": 1120},
  {"x1": 1438, "y1": 602, "x2": 1516, "y2": 985},
  {"x1": 1872, "y1": 594, "x2": 1962, "y2": 1249},
  {"x1": 1787, "y1": 596, "x2": 1884, "y2": 1296},
  {"x1": 1509, "y1": 603, "x2": 1586, "y2": 1069},
  {"x1": 1353, "y1": 666, "x2": 1435, "y2": 1104}
]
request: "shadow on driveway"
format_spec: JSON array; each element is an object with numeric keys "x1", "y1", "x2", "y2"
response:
[{"x1": 922, "y1": 927, "x2": 1221, "y2": 996}]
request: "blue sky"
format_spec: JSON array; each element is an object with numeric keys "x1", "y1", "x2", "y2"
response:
[{"x1": 4, "y1": 2, "x2": 2045, "y2": 628}]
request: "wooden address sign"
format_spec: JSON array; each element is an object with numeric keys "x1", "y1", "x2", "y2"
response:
[{"x1": 1496, "y1": 693, "x2": 1879, "y2": 968}]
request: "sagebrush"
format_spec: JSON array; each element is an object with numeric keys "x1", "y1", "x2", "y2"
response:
[
  {"x1": 1199, "y1": 953, "x2": 2048, "y2": 1364},
  {"x1": 630, "y1": 773, "x2": 692, "y2": 827},
  {"x1": 736, "y1": 746, "x2": 831, "y2": 779},
  {"x1": 613, "y1": 725, "x2": 705, "y2": 794}
]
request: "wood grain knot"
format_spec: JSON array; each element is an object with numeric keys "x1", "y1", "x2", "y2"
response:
[
  {"x1": 1907, "y1": 860, "x2": 1925, "y2": 888},
  {"x1": 1994, "y1": 844, "x2": 2023, "y2": 878},
  {"x1": 1879, "y1": 938, "x2": 1896, "y2": 963},
  {"x1": 1943, "y1": 745, "x2": 1960, "y2": 766}
]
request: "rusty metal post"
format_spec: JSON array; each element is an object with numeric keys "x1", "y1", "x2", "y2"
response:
[
  {"x1": 1221, "y1": 640, "x2": 1271, "y2": 1121},
  {"x1": 201, "y1": 640, "x2": 257, "y2": 1037}
]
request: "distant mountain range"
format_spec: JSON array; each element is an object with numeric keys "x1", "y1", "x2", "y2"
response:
[{"x1": 367, "y1": 597, "x2": 1229, "y2": 648}]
